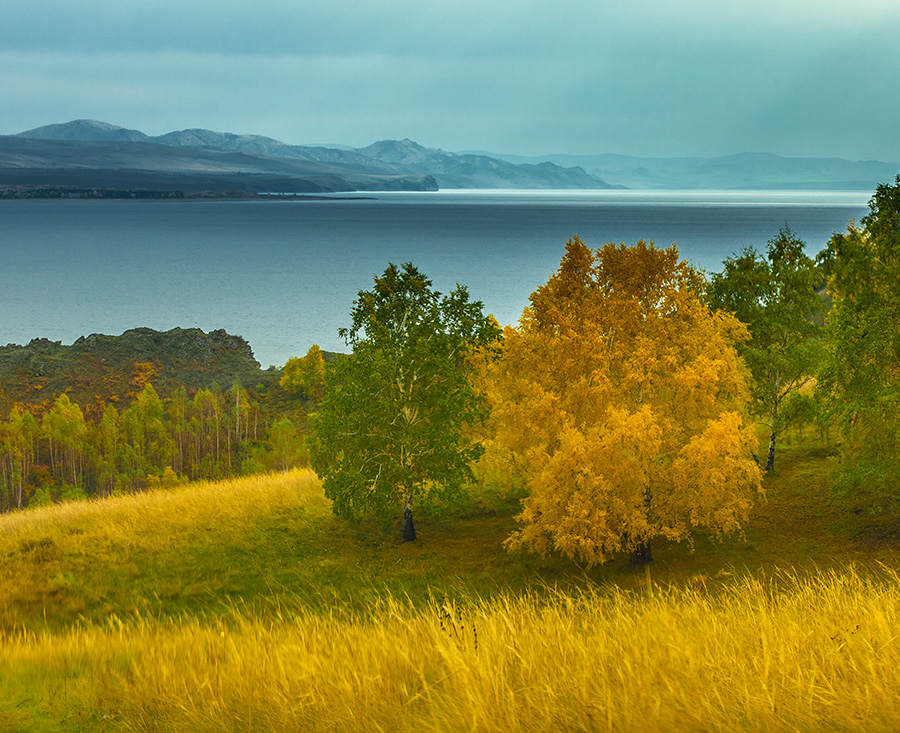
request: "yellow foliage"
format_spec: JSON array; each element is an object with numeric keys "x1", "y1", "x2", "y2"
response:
[{"x1": 488, "y1": 237, "x2": 763, "y2": 565}]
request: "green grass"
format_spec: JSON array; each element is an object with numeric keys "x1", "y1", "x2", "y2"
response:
[
  {"x1": 3, "y1": 434, "x2": 900, "y2": 730},
  {"x1": 3, "y1": 433, "x2": 896, "y2": 633}
]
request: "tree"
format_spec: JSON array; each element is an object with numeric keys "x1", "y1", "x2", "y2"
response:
[
  {"x1": 94, "y1": 403, "x2": 122, "y2": 497},
  {"x1": 43, "y1": 393, "x2": 88, "y2": 488},
  {"x1": 281, "y1": 345, "x2": 326, "y2": 402},
  {"x1": 121, "y1": 382, "x2": 174, "y2": 483},
  {"x1": 706, "y1": 227, "x2": 823, "y2": 471},
  {"x1": 2, "y1": 407, "x2": 38, "y2": 509},
  {"x1": 818, "y1": 177, "x2": 900, "y2": 510},
  {"x1": 268, "y1": 417, "x2": 306, "y2": 471},
  {"x1": 309, "y1": 262, "x2": 501, "y2": 541},
  {"x1": 486, "y1": 237, "x2": 762, "y2": 565}
]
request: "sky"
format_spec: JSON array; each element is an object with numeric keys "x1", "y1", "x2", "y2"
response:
[{"x1": 3, "y1": 0, "x2": 900, "y2": 160}]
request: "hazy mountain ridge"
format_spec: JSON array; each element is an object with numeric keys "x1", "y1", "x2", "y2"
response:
[
  {"x1": 356, "y1": 138, "x2": 606, "y2": 189},
  {"x1": 485, "y1": 150, "x2": 900, "y2": 191},
  {"x1": 0, "y1": 135, "x2": 437, "y2": 194},
  {"x1": 9, "y1": 120, "x2": 896, "y2": 191},
  {"x1": 8, "y1": 120, "x2": 613, "y2": 191},
  {"x1": 16, "y1": 119, "x2": 151, "y2": 143}
]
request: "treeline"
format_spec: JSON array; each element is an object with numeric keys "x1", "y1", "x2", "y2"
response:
[
  {"x1": 305, "y1": 176, "x2": 900, "y2": 557},
  {"x1": 0, "y1": 380, "x2": 309, "y2": 511}
]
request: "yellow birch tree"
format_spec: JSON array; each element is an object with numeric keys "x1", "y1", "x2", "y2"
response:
[{"x1": 487, "y1": 236, "x2": 762, "y2": 565}]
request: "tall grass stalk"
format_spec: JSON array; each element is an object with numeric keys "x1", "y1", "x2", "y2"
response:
[{"x1": 3, "y1": 567, "x2": 900, "y2": 731}]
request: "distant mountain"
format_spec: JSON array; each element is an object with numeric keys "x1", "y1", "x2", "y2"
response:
[
  {"x1": 17, "y1": 119, "x2": 891, "y2": 191},
  {"x1": 487, "y1": 150, "x2": 900, "y2": 191},
  {"x1": 356, "y1": 139, "x2": 608, "y2": 189},
  {"x1": 11, "y1": 120, "x2": 616, "y2": 191},
  {"x1": 145, "y1": 128, "x2": 612, "y2": 188},
  {"x1": 0, "y1": 136, "x2": 437, "y2": 195},
  {"x1": 16, "y1": 119, "x2": 150, "y2": 143}
]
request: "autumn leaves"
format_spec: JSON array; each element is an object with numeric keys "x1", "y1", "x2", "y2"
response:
[{"x1": 485, "y1": 237, "x2": 762, "y2": 565}]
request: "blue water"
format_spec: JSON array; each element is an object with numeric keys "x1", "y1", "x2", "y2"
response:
[{"x1": 0, "y1": 190, "x2": 870, "y2": 368}]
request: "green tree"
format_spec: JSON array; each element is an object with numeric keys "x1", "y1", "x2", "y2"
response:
[
  {"x1": 95, "y1": 403, "x2": 123, "y2": 497},
  {"x1": 309, "y1": 262, "x2": 501, "y2": 541},
  {"x1": 818, "y1": 176, "x2": 900, "y2": 510},
  {"x1": 485, "y1": 237, "x2": 761, "y2": 565},
  {"x1": 2, "y1": 407, "x2": 38, "y2": 509},
  {"x1": 192, "y1": 388, "x2": 222, "y2": 478},
  {"x1": 281, "y1": 345, "x2": 326, "y2": 402},
  {"x1": 168, "y1": 387, "x2": 191, "y2": 477},
  {"x1": 268, "y1": 417, "x2": 306, "y2": 471},
  {"x1": 707, "y1": 227, "x2": 823, "y2": 471},
  {"x1": 121, "y1": 383, "x2": 174, "y2": 483},
  {"x1": 43, "y1": 393, "x2": 88, "y2": 488}
]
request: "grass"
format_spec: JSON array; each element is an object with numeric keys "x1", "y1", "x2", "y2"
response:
[
  {"x1": 2, "y1": 433, "x2": 900, "y2": 730},
  {"x1": 5, "y1": 569, "x2": 900, "y2": 731}
]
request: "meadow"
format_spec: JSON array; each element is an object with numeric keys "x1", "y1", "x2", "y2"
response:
[{"x1": 2, "y1": 434, "x2": 900, "y2": 732}]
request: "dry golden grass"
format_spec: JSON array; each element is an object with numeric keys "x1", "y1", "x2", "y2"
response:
[{"x1": 4, "y1": 567, "x2": 900, "y2": 731}]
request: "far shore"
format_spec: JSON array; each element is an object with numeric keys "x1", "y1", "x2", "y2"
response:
[{"x1": 0, "y1": 185, "x2": 376, "y2": 201}]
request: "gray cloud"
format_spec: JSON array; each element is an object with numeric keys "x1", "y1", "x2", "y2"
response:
[{"x1": 3, "y1": 0, "x2": 900, "y2": 159}]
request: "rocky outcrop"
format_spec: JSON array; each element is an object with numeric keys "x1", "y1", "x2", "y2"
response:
[{"x1": 0, "y1": 327, "x2": 279, "y2": 418}]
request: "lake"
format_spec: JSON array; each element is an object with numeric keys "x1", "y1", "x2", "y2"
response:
[{"x1": 0, "y1": 190, "x2": 870, "y2": 368}]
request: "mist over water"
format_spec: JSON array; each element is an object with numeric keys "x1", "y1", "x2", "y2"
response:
[{"x1": 0, "y1": 191, "x2": 869, "y2": 368}]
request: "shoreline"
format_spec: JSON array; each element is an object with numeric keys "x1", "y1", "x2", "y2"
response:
[{"x1": 0, "y1": 185, "x2": 376, "y2": 201}]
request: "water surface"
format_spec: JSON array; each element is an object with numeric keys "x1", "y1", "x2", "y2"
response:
[{"x1": 0, "y1": 190, "x2": 869, "y2": 367}]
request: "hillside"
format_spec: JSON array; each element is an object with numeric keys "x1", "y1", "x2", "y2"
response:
[
  {"x1": 4, "y1": 440, "x2": 900, "y2": 730},
  {"x1": 3, "y1": 437, "x2": 894, "y2": 631},
  {"x1": 0, "y1": 327, "x2": 278, "y2": 418},
  {"x1": 4, "y1": 120, "x2": 614, "y2": 193}
]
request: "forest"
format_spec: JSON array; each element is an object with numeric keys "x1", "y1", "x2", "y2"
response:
[{"x1": 0, "y1": 336, "x2": 323, "y2": 512}]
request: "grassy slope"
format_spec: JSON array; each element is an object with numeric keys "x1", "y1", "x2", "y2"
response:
[{"x1": 2, "y1": 435, "x2": 899, "y2": 730}]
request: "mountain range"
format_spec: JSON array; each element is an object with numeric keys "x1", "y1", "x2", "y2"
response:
[
  {"x1": 481, "y1": 151, "x2": 900, "y2": 191},
  {"x1": 2, "y1": 120, "x2": 897, "y2": 194},
  {"x1": 1, "y1": 120, "x2": 611, "y2": 194}
]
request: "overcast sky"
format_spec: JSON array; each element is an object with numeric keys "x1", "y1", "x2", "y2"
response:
[{"x1": 3, "y1": 0, "x2": 899, "y2": 160}]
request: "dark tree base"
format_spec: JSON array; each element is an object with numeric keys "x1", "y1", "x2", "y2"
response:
[
  {"x1": 631, "y1": 542, "x2": 652, "y2": 565},
  {"x1": 403, "y1": 506, "x2": 416, "y2": 542}
]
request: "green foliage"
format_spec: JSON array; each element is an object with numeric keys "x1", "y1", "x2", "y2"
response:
[
  {"x1": 280, "y1": 345, "x2": 326, "y2": 401},
  {"x1": 268, "y1": 417, "x2": 307, "y2": 471},
  {"x1": 42, "y1": 393, "x2": 88, "y2": 487},
  {"x1": 819, "y1": 176, "x2": 900, "y2": 510},
  {"x1": 309, "y1": 262, "x2": 501, "y2": 538},
  {"x1": 707, "y1": 226, "x2": 823, "y2": 471},
  {"x1": 0, "y1": 377, "x2": 314, "y2": 512}
]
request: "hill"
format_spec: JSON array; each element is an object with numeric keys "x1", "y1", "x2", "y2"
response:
[
  {"x1": 0, "y1": 327, "x2": 278, "y2": 419},
  {"x1": 3, "y1": 438, "x2": 900, "y2": 730},
  {"x1": 11, "y1": 120, "x2": 899, "y2": 192},
  {"x1": 0, "y1": 136, "x2": 437, "y2": 196},
  {"x1": 4, "y1": 119, "x2": 615, "y2": 193},
  {"x1": 353, "y1": 138, "x2": 606, "y2": 189}
]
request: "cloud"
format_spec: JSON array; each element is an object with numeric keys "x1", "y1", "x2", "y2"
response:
[{"x1": 3, "y1": 1, "x2": 900, "y2": 159}]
